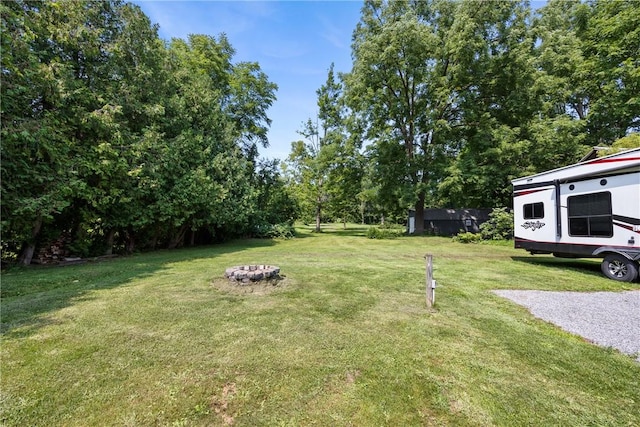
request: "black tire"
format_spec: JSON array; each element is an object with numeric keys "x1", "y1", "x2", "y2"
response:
[{"x1": 600, "y1": 254, "x2": 639, "y2": 282}]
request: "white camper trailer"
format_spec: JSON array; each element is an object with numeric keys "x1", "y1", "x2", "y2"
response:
[{"x1": 512, "y1": 147, "x2": 640, "y2": 282}]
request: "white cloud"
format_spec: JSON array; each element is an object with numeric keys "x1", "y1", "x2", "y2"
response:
[{"x1": 318, "y1": 14, "x2": 350, "y2": 50}]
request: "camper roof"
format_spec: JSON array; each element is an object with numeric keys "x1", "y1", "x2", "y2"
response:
[{"x1": 511, "y1": 147, "x2": 640, "y2": 186}]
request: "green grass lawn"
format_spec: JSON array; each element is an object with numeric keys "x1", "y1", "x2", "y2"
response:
[{"x1": 2, "y1": 224, "x2": 639, "y2": 426}]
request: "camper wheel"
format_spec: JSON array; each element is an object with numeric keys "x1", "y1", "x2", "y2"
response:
[{"x1": 600, "y1": 254, "x2": 639, "y2": 282}]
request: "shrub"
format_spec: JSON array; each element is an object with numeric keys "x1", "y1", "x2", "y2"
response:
[
  {"x1": 252, "y1": 223, "x2": 296, "y2": 239},
  {"x1": 480, "y1": 207, "x2": 513, "y2": 240},
  {"x1": 452, "y1": 231, "x2": 483, "y2": 244},
  {"x1": 366, "y1": 226, "x2": 405, "y2": 239}
]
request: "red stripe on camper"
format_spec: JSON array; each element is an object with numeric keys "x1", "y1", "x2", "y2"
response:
[
  {"x1": 514, "y1": 188, "x2": 549, "y2": 197},
  {"x1": 589, "y1": 157, "x2": 640, "y2": 164},
  {"x1": 614, "y1": 222, "x2": 640, "y2": 234}
]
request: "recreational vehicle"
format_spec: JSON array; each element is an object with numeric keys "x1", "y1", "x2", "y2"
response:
[{"x1": 512, "y1": 147, "x2": 640, "y2": 282}]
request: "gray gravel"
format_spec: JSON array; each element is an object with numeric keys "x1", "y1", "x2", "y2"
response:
[{"x1": 493, "y1": 290, "x2": 640, "y2": 362}]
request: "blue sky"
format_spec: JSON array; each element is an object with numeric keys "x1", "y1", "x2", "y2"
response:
[
  {"x1": 133, "y1": 1, "x2": 548, "y2": 161},
  {"x1": 133, "y1": 0, "x2": 364, "y2": 161}
]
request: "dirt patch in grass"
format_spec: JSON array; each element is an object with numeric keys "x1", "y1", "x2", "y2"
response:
[
  {"x1": 210, "y1": 277, "x2": 288, "y2": 295},
  {"x1": 211, "y1": 382, "x2": 237, "y2": 426}
]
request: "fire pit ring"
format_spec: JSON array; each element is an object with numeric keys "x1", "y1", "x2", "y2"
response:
[{"x1": 225, "y1": 265, "x2": 280, "y2": 284}]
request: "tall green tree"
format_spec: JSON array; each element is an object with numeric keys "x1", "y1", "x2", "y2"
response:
[
  {"x1": 346, "y1": 0, "x2": 464, "y2": 232},
  {"x1": 1, "y1": 0, "x2": 129, "y2": 263},
  {"x1": 137, "y1": 34, "x2": 276, "y2": 249},
  {"x1": 522, "y1": 0, "x2": 594, "y2": 176},
  {"x1": 360, "y1": 134, "x2": 412, "y2": 224},
  {"x1": 578, "y1": 0, "x2": 640, "y2": 143},
  {"x1": 527, "y1": 0, "x2": 639, "y2": 168},
  {"x1": 437, "y1": 0, "x2": 539, "y2": 208},
  {"x1": 318, "y1": 65, "x2": 364, "y2": 228},
  {"x1": 2, "y1": 1, "x2": 278, "y2": 263},
  {"x1": 286, "y1": 65, "x2": 363, "y2": 231},
  {"x1": 347, "y1": 0, "x2": 562, "y2": 212},
  {"x1": 253, "y1": 158, "x2": 299, "y2": 227},
  {"x1": 82, "y1": 2, "x2": 168, "y2": 254},
  {"x1": 286, "y1": 120, "x2": 329, "y2": 232}
]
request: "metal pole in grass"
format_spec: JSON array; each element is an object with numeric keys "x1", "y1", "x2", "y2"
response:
[{"x1": 425, "y1": 254, "x2": 436, "y2": 308}]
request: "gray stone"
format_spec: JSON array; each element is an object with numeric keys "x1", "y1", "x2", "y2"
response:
[{"x1": 224, "y1": 265, "x2": 280, "y2": 283}]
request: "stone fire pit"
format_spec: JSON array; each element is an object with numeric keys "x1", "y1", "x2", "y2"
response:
[{"x1": 225, "y1": 265, "x2": 280, "y2": 284}]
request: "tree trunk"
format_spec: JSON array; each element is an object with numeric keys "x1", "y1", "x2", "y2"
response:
[
  {"x1": 315, "y1": 202, "x2": 321, "y2": 233},
  {"x1": 125, "y1": 227, "x2": 135, "y2": 254},
  {"x1": 104, "y1": 229, "x2": 115, "y2": 255},
  {"x1": 414, "y1": 192, "x2": 426, "y2": 234},
  {"x1": 167, "y1": 225, "x2": 188, "y2": 249},
  {"x1": 18, "y1": 243, "x2": 37, "y2": 266},
  {"x1": 18, "y1": 216, "x2": 43, "y2": 265},
  {"x1": 149, "y1": 227, "x2": 160, "y2": 250}
]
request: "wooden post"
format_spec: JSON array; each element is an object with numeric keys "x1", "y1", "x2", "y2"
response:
[{"x1": 425, "y1": 254, "x2": 435, "y2": 308}]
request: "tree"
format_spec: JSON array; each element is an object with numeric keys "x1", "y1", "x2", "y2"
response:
[
  {"x1": 597, "y1": 133, "x2": 640, "y2": 157},
  {"x1": 286, "y1": 122, "x2": 328, "y2": 232},
  {"x1": 81, "y1": 2, "x2": 168, "y2": 255},
  {"x1": 361, "y1": 134, "x2": 413, "y2": 224},
  {"x1": 136, "y1": 34, "x2": 276, "y2": 249},
  {"x1": 346, "y1": 0, "x2": 470, "y2": 232},
  {"x1": 325, "y1": 142, "x2": 364, "y2": 227},
  {"x1": 531, "y1": 0, "x2": 639, "y2": 154},
  {"x1": 227, "y1": 61, "x2": 278, "y2": 159},
  {"x1": 435, "y1": 0, "x2": 543, "y2": 209},
  {"x1": 253, "y1": 158, "x2": 299, "y2": 227},
  {"x1": 318, "y1": 65, "x2": 364, "y2": 228},
  {"x1": 1, "y1": 0, "x2": 128, "y2": 263},
  {"x1": 579, "y1": 0, "x2": 640, "y2": 144},
  {"x1": 1, "y1": 1, "x2": 279, "y2": 263},
  {"x1": 285, "y1": 64, "x2": 363, "y2": 231}
]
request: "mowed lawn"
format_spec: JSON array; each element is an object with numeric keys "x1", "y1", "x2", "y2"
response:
[{"x1": 1, "y1": 225, "x2": 638, "y2": 426}]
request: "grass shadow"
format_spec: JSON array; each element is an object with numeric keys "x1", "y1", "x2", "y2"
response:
[
  {"x1": 511, "y1": 256, "x2": 602, "y2": 277},
  {"x1": 293, "y1": 224, "x2": 371, "y2": 238},
  {"x1": 0, "y1": 238, "x2": 277, "y2": 337},
  {"x1": 295, "y1": 223, "x2": 407, "y2": 238},
  {"x1": 329, "y1": 226, "x2": 370, "y2": 237}
]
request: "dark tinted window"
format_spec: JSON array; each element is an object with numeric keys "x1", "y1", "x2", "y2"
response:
[
  {"x1": 524, "y1": 202, "x2": 544, "y2": 219},
  {"x1": 568, "y1": 192, "x2": 612, "y2": 237}
]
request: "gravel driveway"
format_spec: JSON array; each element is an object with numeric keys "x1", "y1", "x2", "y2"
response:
[{"x1": 493, "y1": 290, "x2": 640, "y2": 362}]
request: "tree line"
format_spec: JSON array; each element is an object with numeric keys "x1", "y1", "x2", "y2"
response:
[
  {"x1": 2, "y1": 0, "x2": 639, "y2": 264},
  {"x1": 285, "y1": 0, "x2": 639, "y2": 232},
  {"x1": 1, "y1": 0, "x2": 296, "y2": 264}
]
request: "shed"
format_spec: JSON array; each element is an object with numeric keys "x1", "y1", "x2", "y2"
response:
[{"x1": 407, "y1": 208, "x2": 492, "y2": 236}]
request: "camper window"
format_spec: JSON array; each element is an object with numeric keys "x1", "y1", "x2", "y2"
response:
[
  {"x1": 567, "y1": 191, "x2": 613, "y2": 237},
  {"x1": 524, "y1": 202, "x2": 544, "y2": 219}
]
